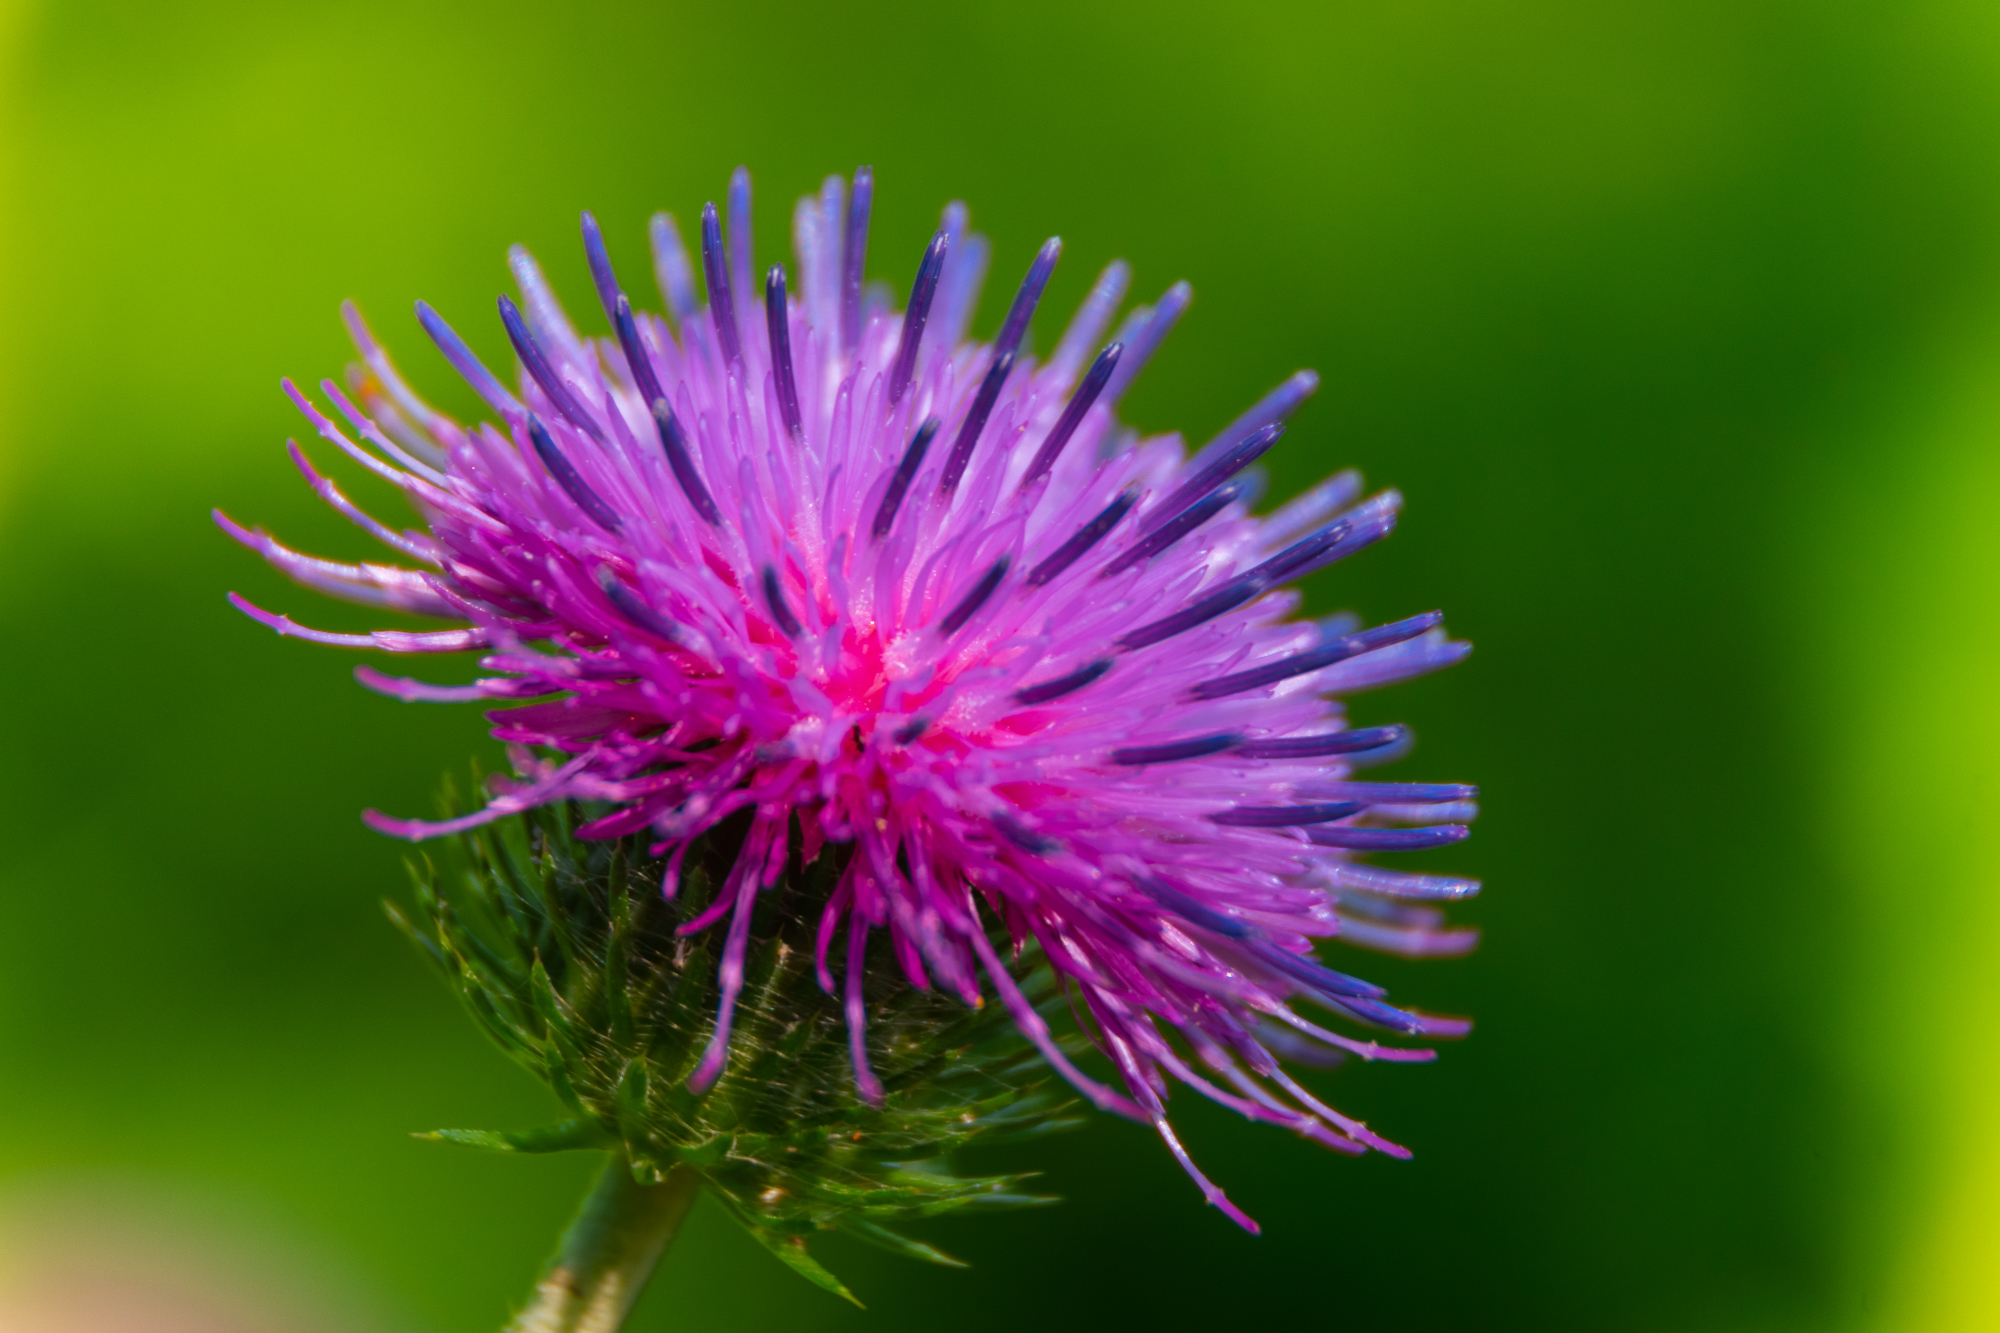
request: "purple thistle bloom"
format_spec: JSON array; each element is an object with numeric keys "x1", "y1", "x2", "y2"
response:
[{"x1": 220, "y1": 167, "x2": 1478, "y2": 1233}]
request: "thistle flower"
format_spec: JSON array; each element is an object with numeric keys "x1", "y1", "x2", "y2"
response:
[{"x1": 220, "y1": 166, "x2": 1478, "y2": 1236}]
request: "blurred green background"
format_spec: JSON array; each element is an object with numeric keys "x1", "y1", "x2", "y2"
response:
[{"x1": 4, "y1": 0, "x2": 2000, "y2": 1329}]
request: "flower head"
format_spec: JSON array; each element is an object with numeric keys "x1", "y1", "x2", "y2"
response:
[{"x1": 221, "y1": 166, "x2": 1479, "y2": 1232}]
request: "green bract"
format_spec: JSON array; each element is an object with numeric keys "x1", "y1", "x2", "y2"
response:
[{"x1": 391, "y1": 800, "x2": 1084, "y2": 1302}]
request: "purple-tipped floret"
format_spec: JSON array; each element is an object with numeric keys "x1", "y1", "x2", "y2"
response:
[
  {"x1": 527, "y1": 415, "x2": 621, "y2": 533},
  {"x1": 598, "y1": 567, "x2": 681, "y2": 644},
  {"x1": 763, "y1": 566, "x2": 803, "y2": 638},
  {"x1": 1310, "y1": 825, "x2": 1471, "y2": 852},
  {"x1": 1237, "y1": 725, "x2": 1407, "y2": 759},
  {"x1": 997, "y1": 237, "x2": 1062, "y2": 358},
  {"x1": 727, "y1": 166, "x2": 755, "y2": 332},
  {"x1": 579, "y1": 209, "x2": 623, "y2": 327},
  {"x1": 1021, "y1": 343, "x2": 1121, "y2": 490},
  {"x1": 1026, "y1": 488, "x2": 1138, "y2": 587},
  {"x1": 611, "y1": 295, "x2": 665, "y2": 405},
  {"x1": 700, "y1": 202, "x2": 742, "y2": 366},
  {"x1": 936, "y1": 238, "x2": 1062, "y2": 497},
  {"x1": 500, "y1": 295, "x2": 604, "y2": 443},
  {"x1": 765, "y1": 264, "x2": 805, "y2": 441},
  {"x1": 1211, "y1": 801, "x2": 1366, "y2": 827},
  {"x1": 840, "y1": 166, "x2": 873, "y2": 356},
  {"x1": 872, "y1": 417, "x2": 940, "y2": 540},
  {"x1": 1144, "y1": 422, "x2": 1285, "y2": 535},
  {"x1": 888, "y1": 229, "x2": 949, "y2": 406},
  {"x1": 651, "y1": 398, "x2": 723, "y2": 527},
  {"x1": 939, "y1": 556, "x2": 1010, "y2": 636},
  {"x1": 1100, "y1": 480, "x2": 1246, "y2": 578},
  {"x1": 415, "y1": 300, "x2": 519, "y2": 419},
  {"x1": 1015, "y1": 658, "x2": 1114, "y2": 705},
  {"x1": 936, "y1": 351, "x2": 1013, "y2": 500},
  {"x1": 1104, "y1": 280, "x2": 1191, "y2": 405},
  {"x1": 648, "y1": 212, "x2": 699, "y2": 322},
  {"x1": 1189, "y1": 612, "x2": 1443, "y2": 700},
  {"x1": 1112, "y1": 734, "x2": 1241, "y2": 766}
]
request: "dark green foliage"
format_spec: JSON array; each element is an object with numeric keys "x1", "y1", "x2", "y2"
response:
[{"x1": 392, "y1": 800, "x2": 1084, "y2": 1300}]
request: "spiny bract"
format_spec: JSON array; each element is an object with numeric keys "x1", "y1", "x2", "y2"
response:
[{"x1": 397, "y1": 799, "x2": 1083, "y2": 1300}]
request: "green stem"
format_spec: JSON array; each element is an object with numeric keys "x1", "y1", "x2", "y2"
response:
[{"x1": 504, "y1": 1155, "x2": 701, "y2": 1333}]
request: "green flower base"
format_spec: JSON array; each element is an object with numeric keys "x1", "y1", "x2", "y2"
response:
[{"x1": 392, "y1": 799, "x2": 1085, "y2": 1307}]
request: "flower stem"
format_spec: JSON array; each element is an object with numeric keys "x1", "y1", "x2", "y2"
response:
[{"x1": 504, "y1": 1155, "x2": 701, "y2": 1333}]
